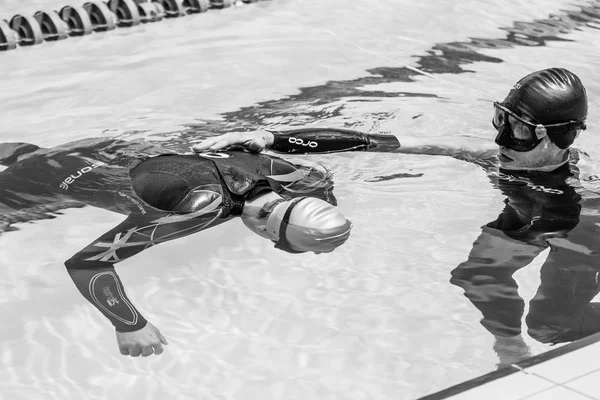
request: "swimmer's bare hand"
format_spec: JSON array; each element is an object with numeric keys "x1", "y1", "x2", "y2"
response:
[
  {"x1": 192, "y1": 130, "x2": 275, "y2": 153},
  {"x1": 116, "y1": 321, "x2": 168, "y2": 357}
]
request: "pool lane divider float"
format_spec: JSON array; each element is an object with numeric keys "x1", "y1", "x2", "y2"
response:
[{"x1": 0, "y1": 0, "x2": 263, "y2": 51}]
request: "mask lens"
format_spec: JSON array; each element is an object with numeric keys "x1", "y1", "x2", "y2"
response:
[
  {"x1": 493, "y1": 103, "x2": 541, "y2": 152},
  {"x1": 492, "y1": 106, "x2": 506, "y2": 129},
  {"x1": 508, "y1": 136, "x2": 540, "y2": 152}
]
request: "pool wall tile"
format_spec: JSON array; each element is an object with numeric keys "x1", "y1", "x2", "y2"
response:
[
  {"x1": 437, "y1": 370, "x2": 553, "y2": 400},
  {"x1": 417, "y1": 366, "x2": 520, "y2": 399},
  {"x1": 563, "y1": 369, "x2": 600, "y2": 399},
  {"x1": 521, "y1": 385, "x2": 596, "y2": 400},
  {"x1": 418, "y1": 333, "x2": 600, "y2": 400},
  {"x1": 521, "y1": 342, "x2": 600, "y2": 384}
]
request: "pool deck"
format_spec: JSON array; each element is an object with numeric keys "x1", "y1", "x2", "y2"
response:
[{"x1": 419, "y1": 332, "x2": 600, "y2": 400}]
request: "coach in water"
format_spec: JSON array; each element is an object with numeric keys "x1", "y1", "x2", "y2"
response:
[{"x1": 195, "y1": 68, "x2": 600, "y2": 361}]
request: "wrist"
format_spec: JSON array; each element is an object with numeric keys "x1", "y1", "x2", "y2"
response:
[
  {"x1": 269, "y1": 130, "x2": 297, "y2": 152},
  {"x1": 115, "y1": 317, "x2": 147, "y2": 333},
  {"x1": 367, "y1": 134, "x2": 401, "y2": 151},
  {"x1": 263, "y1": 130, "x2": 276, "y2": 149}
]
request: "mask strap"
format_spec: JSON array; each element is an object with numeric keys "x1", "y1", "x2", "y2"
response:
[
  {"x1": 274, "y1": 197, "x2": 308, "y2": 251},
  {"x1": 534, "y1": 124, "x2": 547, "y2": 139}
]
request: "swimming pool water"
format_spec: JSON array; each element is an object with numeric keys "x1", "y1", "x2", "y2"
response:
[{"x1": 1, "y1": 1, "x2": 600, "y2": 399}]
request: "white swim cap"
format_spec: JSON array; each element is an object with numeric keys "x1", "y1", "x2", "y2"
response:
[{"x1": 265, "y1": 197, "x2": 352, "y2": 254}]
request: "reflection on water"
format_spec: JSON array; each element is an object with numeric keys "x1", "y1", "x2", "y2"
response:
[
  {"x1": 2, "y1": 1, "x2": 600, "y2": 400},
  {"x1": 161, "y1": 0, "x2": 600, "y2": 141},
  {"x1": 450, "y1": 154, "x2": 600, "y2": 368}
]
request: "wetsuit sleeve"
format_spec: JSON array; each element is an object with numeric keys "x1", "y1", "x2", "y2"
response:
[
  {"x1": 269, "y1": 128, "x2": 400, "y2": 154},
  {"x1": 267, "y1": 128, "x2": 501, "y2": 172},
  {"x1": 65, "y1": 216, "x2": 151, "y2": 332},
  {"x1": 65, "y1": 207, "x2": 224, "y2": 332}
]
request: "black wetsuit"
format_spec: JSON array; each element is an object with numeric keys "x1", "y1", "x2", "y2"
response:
[
  {"x1": 0, "y1": 138, "x2": 335, "y2": 332},
  {"x1": 450, "y1": 156, "x2": 600, "y2": 344},
  {"x1": 267, "y1": 128, "x2": 600, "y2": 344}
]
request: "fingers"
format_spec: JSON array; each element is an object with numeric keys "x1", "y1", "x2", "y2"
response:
[
  {"x1": 192, "y1": 132, "x2": 240, "y2": 153},
  {"x1": 118, "y1": 335, "x2": 168, "y2": 357},
  {"x1": 120, "y1": 343, "x2": 163, "y2": 357},
  {"x1": 153, "y1": 331, "x2": 167, "y2": 355},
  {"x1": 204, "y1": 138, "x2": 241, "y2": 152},
  {"x1": 128, "y1": 346, "x2": 142, "y2": 357},
  {"x1": 141, "y1": 346, "x2": 154, "y2": 357},
  {"x1": 192, "y1": 137, "x2": 220, "y2": 153},
  {"x1": 200, "y1": 140, "x2": 229, "y2": 152},
  {"x1": 153, "y1": 342, "x2": 164, "y2": 356},
  {"x1": 158, "y1": 332, "x2": 169, "y2": 345},
  {"x1": 192, "y1": 131, "x2": 267, "y2": 153}
]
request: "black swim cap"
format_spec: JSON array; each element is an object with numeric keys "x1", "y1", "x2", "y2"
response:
[{"x1": 501, "y1": 68, "x2": 587, "y2": 148}]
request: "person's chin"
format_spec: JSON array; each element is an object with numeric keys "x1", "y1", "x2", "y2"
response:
[
  {"x1": 498, "y1": 155, "x2": 528, "y2": 171},
  {"x1": 498, "y1": 153, "x2": 515, "y2": 166}
]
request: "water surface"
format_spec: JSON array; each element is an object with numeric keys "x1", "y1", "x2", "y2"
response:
[{"x1": 1, "y1": 1, "x2": 600, "y2": 399}]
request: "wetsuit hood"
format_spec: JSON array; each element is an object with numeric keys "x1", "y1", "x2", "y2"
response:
[{"x1": 201, "y1": 152, "x2": 270, "y2": 196}]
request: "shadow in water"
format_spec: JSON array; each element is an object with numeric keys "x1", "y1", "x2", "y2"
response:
[
  {"x1": 3, "y1": 2, "x2": 600, "y2": 232},
  {"x1": 166, "y1": 1, "x2": 600, "y2": 144}
]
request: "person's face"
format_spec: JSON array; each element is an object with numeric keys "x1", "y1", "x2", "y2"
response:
[{"x1": 496, "y1": 115, "x2": 565, "y2": 171}]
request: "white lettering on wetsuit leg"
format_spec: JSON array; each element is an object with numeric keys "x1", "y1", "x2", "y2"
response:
[
  {"x1": 118, "y1": 191, "x2": 147, "y2": 215},
  {"x1": 59, "y1": 161, "x2": 106, "y2": 190},
  {"x1": 89, "y1": 271, "x2": 138, "y2": 326},
  {"x1": 288, "y1": 137, "x2": 319, "y2": 148}
]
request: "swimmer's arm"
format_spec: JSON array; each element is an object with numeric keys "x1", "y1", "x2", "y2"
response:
[
  {"x1": 65, "y1": 259, "x2": 148, "y2": 332},
  {"x1": 392, "y1": 134, "x2": 499, "y2": 162},
  {"x1": 271, "y1": 129, "x2": 499, "y2": 165},
  {"x1": 192, "y1": 128, "x2": 398, "y2": 154},
  {"x1": 64, "y1": 216, "x2": 180, "y2": 333},
  {"x1": 193, "y1": 129, "x2": 497, "y2": 163},
  {"x1": 269, "y1": 128, "x2": 401, "y2": 153},
  {"x1": 65, "y1": 255, "x2": 168, "y2": 356},
  {"x1": 65, "y1": 209, "x2": 225, "y2": 332},
  {"x1": 65, "y1": 223, "x2": 151, "y2": 333}
]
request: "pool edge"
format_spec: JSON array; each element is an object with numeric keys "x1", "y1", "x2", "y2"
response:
[{"x1": 417, "y1": 331, "x2": 600, "y2": 400}]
